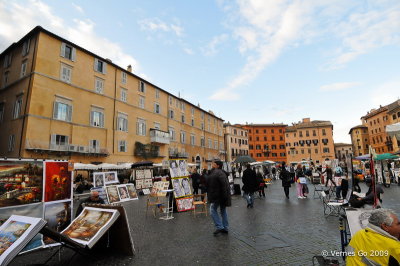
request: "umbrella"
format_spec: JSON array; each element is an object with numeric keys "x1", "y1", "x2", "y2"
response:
[
  {"x1": 234, "y1": 155, "x2": 256, "y2": 163},
  {"x1": 131, "y1": 161, "x2": 153, "y2": 168},
  {"x1": 354, "y1": 154, "x2": 371, "y2": 160},
  {"x1": 374, "y1": 153, "x2": 399, "y2": 161}
]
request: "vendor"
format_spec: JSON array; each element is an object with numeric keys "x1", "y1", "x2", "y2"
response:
[{"x1": 76, "y1": 191, "x2": 105, "y2": 216}]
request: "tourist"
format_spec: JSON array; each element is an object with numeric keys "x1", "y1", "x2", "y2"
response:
[
  {"x1": 76, "y1": 191, "x2": 105, "y2": 216},
  {"x1": 191, "y1": 168, "x2": 201, "y2": 195},
  {"x1": 280, "y1": 162, "x2": 291, "y2": 199},
  {"x1": 347, "y1": 209, "x2": 400, "y2": 265},
  {"x1": 207, "y1": 160, "x2": 231, "y2": 236},
  {"x1": 256, "y1": 169, "x2": 265, "y2": 198},
  {"x1": 323, "y1": 165, "x2": 336, "y2": 187},
  {"x1": 350, "y1": 178, "x2": 384, "y2": 208},
  {"x1": 242, "y1": 164, "x2": 258, "y2": 208},
  {"x1": 295, "y1": 164, "x2": 306, "y2": 199}
]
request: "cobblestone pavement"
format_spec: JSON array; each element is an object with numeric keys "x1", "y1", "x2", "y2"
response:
[{"x1": 12, "y1": 181, "x2": 400, "y2": 266}]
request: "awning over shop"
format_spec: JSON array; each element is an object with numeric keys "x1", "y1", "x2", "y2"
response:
[{"x1": 74, "y1": 163, "x2": 99, "y2": 170}]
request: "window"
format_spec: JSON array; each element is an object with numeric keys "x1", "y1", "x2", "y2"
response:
[
  {"x1": 60, "y1": 64, "x2": 72, "y2": 83},
  {"x1": 53, "y1": 97, "x2": 72, "y2": 122},
  {"x1": 190, "y1": 134, "x2": 195, "y2": 145},
  {"x1": 180, "y1": 131, "x2": 186, "y2": 144},
  {"x1": 121, "y1": 72, "x2": 127, "y2": 84},
  {"x1": 169, "y1": 110, "x2": 174, "y2": 119},
  {"x1": 117, "y1": 113, "x2": 128, "y2": 132},
  {"x1": 60, "y1": 43, "x2": 76, "y2": 61},
  {"x1": 264, "y1": 137, "x2": 267, "y2": 141},
  {"x1": 139, "y1": 96, "x2": 145, "y2": 109},
  {"x1": 220, "y1": 142, "x2": 224, "y2": 150},
  {"x1": 155, "y1": 89, "x2": 160, "y2": 99},
  {"x1": 306, "y1": 130, "x2": 309, "y2": 137},
  {"x1": 121, "y1": 88, "x2": 127, "y2": 102},
  {"x1": 8, "y1": 135, "x2": 15, "y2": 152},
  {"x1": 90, "y1": 107, "x2": 104, "y2": 127},
  {"x1": 154, "y1": 103, "x2": 160, "y2": 114},
  {"x1": 0, "y1": 103, "x2": 4, "y2": 123},
  {"x1": 201, "y1": 122, "x2": 204, "y2": 130},
  {"x1": 208, "y1": 139, "x2": 212, "y2": 148},
  {"x1": 191, "y1": 119, "x2": 194, "y2": 127},
  {"x1": 214, "y1": 140, "x2": 218, "y2": 149},
  {"x1": 181, "y1": 114, "x2": 185, "y2": 123},
  {"x1": 323, "y1": 148, "x2": 330, "y2": 153},
  {"x1": 13, "y1": 96, "x2": 23, "y2": 119},
  {"x1": 154, "y1": 122, "x2": 161, "y2": 130},
  {"x1": 95, "y1": 78, "x2": 104, "y2": 94},
  {"x1": 322, "y1": 129, "x2": 326, "y2": 136},
  {"x1": 315, "y1": 149, "x2": 318, "y2": 154},
  {"x1": 201, "y1": 112, "x2": 204, "y2": 120},
  {"x1": 20, "y1": 61, "x2": 27, "y2": 77},
  {"x1": 50, "y1": 134, "x2": 69, "y2": 149},
  {"x1": 180, "y1": 102, "x2": 185, "y2": 112},
  {"x1": 22, "y1": 39, "x2": 30, "y2": 56},
  {"x1": 139, "y1": 81, "x2": 146, "y2": 93},
  {"x1": 256, "y1": 145, "x2": 261, "y2": 150},
  {"x1": 94, "y1": 58, "x2": 106, "y2": 74},
  {"x1": 169, "y1": 127, "x2": 176, "y2": 141},
  {"x1": 3, "y1": 71, "x2": 9, "y2": 87},
  {"x1": 3, "y1": 54, "x2": 12, "y2": 68},
  {"x1": 299, "y1": 131, "x2": 303, "y2": 137},
  {"x1": 191, "y1": 107, "x2": 194, "y2": 116},
  {"x1": 136, "y1": 118, "x2": 146, "y2": 136},
  {"x1": 169, "y1": 96, "x2": 173, "y2": 106},
  {"x1": 118, "y1": 140, "x2": 127, "y2": 152},
  {"x1": 201, "y1": 137, "x2": 205, "y2": 147},
  {"x1": 89, "y1": 140, "x2": 99, "y2": 152}
]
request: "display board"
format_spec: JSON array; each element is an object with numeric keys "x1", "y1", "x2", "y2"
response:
[
  {"x1": 105, "y1": 184, "x2": 139, "y2": 204},
  {"x1": 133, "y1": 169, "x2": 153, "y2": 190},
  {"x1": 169, "y1": 160, "x2": 193, "y2": 212}
]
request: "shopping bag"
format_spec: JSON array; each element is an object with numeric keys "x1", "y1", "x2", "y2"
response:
[{"x1": 299, "y1": 177, "x2": 307, "y2": 184}]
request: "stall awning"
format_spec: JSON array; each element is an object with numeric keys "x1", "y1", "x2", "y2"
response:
[{"x1": 74, "y1": 163, "x2": 99, "y2": 170}]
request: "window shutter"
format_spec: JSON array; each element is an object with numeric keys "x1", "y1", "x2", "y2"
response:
[
  {"x1": 67, "y1": 104, "x2": 72, "y2": 122},
  {"x1": 26, "y1": 39, "x2": 30, "y2": 55},
  {"x1": 50, "y1": 134, "x2": 56, "y2": 145},
  {"x1": 100, "y1": 112, "x2": 104, "y2": 127},
  {"x1": 60, "y1": 43, "x2": 66, "y2": 57},
  {"x1": 90, "y1": 111, "x2": 93, "y2": 126},
  {"x1": 136, "y1": 121, "x2": 139, "y2": 135},
  {"x1": 53, "y1": 102, "x2": 58, "y2": 119},
  {"x1": 71, "y1": 48, "x2": 76, "y2": 61},
  {"x1": 124, "y1": 119, "x2": 128, "y2": 131},
  {"x1": 94, "y1": 58, "x2": 98, "y2": 71},
  {"x1": 103, "y1": 62, "x2": 107, "y2": 74}
]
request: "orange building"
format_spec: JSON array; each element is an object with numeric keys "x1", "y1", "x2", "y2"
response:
[{"x1": 241, "y1": 124, "x2": 287, "y2": 163}]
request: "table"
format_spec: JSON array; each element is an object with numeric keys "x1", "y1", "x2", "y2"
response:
[{"x1": 159, "y1": 189, "x2": 174, "y2": 220}]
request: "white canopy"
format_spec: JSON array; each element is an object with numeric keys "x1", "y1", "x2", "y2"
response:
[
  {"x1": 74, "y1": 163, "x2": 99, "y2": 170},
  {"x1": 97, "y1": 163, "x2": 120, "y2": 170}
]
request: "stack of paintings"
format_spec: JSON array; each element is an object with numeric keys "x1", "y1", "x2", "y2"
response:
[
  {"x1": 169, "y1": 160, "x2": 194, "y2": 212},
  {"x1": 105, "y1": 184, "x2": 138, "y2": 204},
  {"x1": 92, "y1": 172, "x2": 119, "y2": 188}
]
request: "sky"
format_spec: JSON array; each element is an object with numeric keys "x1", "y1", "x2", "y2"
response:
[{"x1": 1, "y1": 0, "x2": 400, "y2": 143}]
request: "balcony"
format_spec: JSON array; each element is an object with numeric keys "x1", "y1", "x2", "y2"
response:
[
  {"x1": 150, "y1": 128, "x2": 170, "y2": 144},
  {"x1": 168, "y1": 148, "x2": 188, "y2": 158},
  {"x1": 25, "y1": 139, "x2": 109, "y2": 156}
]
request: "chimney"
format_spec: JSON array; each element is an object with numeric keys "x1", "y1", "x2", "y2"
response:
[
  {"x1": 302, "y1": 118, "x2": 311, "y2": 123},
  {"x1": 127, "y1": 65, "x2": 132, "y2": 72}
]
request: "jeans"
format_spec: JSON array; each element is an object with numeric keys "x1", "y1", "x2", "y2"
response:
[
  {"x1": 210, "y1": 202, "x2": 228, "y2": 231},
  {"x1": 245, "y1": 192, "x2": 254, "y2": 206}
]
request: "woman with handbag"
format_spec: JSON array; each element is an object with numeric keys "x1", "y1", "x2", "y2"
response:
[{"x1": 295, "y1": 164, "x2": 306, "y2": 199}]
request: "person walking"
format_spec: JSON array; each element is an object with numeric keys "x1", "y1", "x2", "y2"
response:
[
  {"x1": 271, "y1": 167, "x2": 277, "y2": 180},
  {"x1": 323, "y1": 165, "x2": 336, "y2": 187},
  {"x1": 295, "y1": 164, "x2": 306, "y2": 199},
  {"x1": 242, "y1": 164, "x2": 258, "y2": 208},
  {"x1": 256, "y1": 169, "x2": 265, "y2": 198},
  {"x1": 191, "y1": 168, "x2": 201, "y2": 195},
  {"x1": 280, "y1": 162, "x2": 291, "y2": 199},
  {"x1": 207, "y1": 160, "x2": 231, "y2": 236}
]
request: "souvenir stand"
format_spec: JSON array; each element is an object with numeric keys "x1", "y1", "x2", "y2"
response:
[
  {"x1": 169, "y1": 159, "x2": 194, "y2": 213},
  {"x1": 222, "y1": 162, "x2": 235, "y2": 195}
]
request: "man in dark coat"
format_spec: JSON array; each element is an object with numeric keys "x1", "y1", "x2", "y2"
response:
[
  {"x1": 76, "y1": 191, "x2": 105, "y2": 217},
  {"x1": 280, "y1": 162, "x2": 291, "y2": 199},
  {"x1": 207, "y1": 160, "x2": 231, "y2": 236},
  {"x1": 242, "y1": 164, "x2": 258, "y2": 208},
  {"x1": 191, "y1": 168, "x2": 201, "y2": 195}
]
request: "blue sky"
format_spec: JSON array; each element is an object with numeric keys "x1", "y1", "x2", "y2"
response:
[{"x1": 1, "y1": 0, "x2": 400, "y2": 143}]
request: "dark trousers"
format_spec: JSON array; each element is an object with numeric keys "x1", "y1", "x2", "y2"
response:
[
  {"x1": 259, "y1": 186, "x2": 265, "y2": 197},
  {"x1": 284, "y1": 187, "x2": 289, "y2": 198},
  {"x1": 193, "y1": 187, "x2": 199, "y2": 195},
  {"x1": 325, "y1": 176, "x2": 336, "y2": 187}
]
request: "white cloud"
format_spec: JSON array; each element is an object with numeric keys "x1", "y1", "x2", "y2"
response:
[
  {"x1": 319, "y1": 82, "x2": 361, "y2": 92},
  {"x1": 183, "y1": 48, "x2": 194, "y2": 55},
  {"x1": 201, "y1": 34, "x2": 228, "y2": 56},
  {"x1": 370, "y1": 80, "x2": 400, "y2": 107},
  {"x1": 212, "y1": 0, "x2": 400, "y2": 101},
  {"x1": 138, "y1": 17, "x2": 184, "y2": 37},
  {"x1": 0, "y1": 0, "x2": 142, "y2": 76},
  {"x1": 72, "y1": 3, "x2": 84, "y2": 14}
]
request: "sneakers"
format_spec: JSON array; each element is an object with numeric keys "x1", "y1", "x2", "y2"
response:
[
  {"x1": 213, "y1": 229, "x2": 228, "y2": 236},
  {"x1": 298, "y1": 196, "x2": 306, "y2": 199},
  {"x1": 220, "y1": 229, "x2": 229, "y2": 234}
]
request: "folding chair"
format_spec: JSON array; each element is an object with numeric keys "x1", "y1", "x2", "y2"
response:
[
  {"x1": 146, "y1": 193, "x2": 163, "y2": 217},
  {"x1": 321, "y1": 190, "x2": 350, "y2": 218},
  {"x1": 312, "y1": 174, "x2": 324, "y2": 199},
  {"x1": 192, "y1": 193, "x2": 207, "y2": 216}
]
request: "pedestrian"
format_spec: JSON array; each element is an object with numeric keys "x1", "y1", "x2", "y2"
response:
[
  {"x1": 191, "y1": 168, "x2": 201, "y2": 195},
  {"x1": 280, "y1": 162, "x2": 291, "y2": 199},
  {"x1": 207, "y1": 160, "x2": 231, "y2": 236},
  {"x1": 295, "y1": 164, "x2": 306, "y2": 199},
  {"x1": 271, "y1": 167, "x2": 277, "y2": 180},
  {"x1": 238, "y1": 165, "x2": 242, "y2": 178},
  {"x1": 242, "y1": 164, "x2": 258, "y2": 208},
  {"x1": 323, "y1": 165, "x2": 336, "y2": 187},
  {"x1": 76, "y1": 191, "x2": 105, "y2": 216},
  {"x1": 256, "y1": 169, "x2": 265, "y2": 198}
]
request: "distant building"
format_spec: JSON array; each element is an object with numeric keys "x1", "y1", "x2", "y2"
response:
[
  {"x1": 285, "y1": 118, "x2": 335, "y2": 164},
  {"x1": 349, "y1": 125, "x2": 370, "y2": 156},
  {"x1": 386, "y1": 100, "x2": 400, "y2": 153},
  {"x1": 334, "y1": 143, "x2": 353, "y2": 161},
  {"x1": 240, "y1": 123, "x2": 287, "y2": 163},
  {"x1": 223, "y1": 123, "x2": 249, "y2": 162}
]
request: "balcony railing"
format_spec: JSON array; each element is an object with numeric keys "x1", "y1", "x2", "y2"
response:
[
  {"x1": 150, "y1": 128, "x2": 170, "y2": 144},
  {"x1": 168, "y1": 148, "x2": 188, "y2": 158},
  {"x1": 25, "y1": 139, "x2": 109, "y2": 156}
]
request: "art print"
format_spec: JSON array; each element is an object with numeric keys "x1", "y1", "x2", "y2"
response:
[
  {"x1": 176, "y1": 197, "x2": 194, "y2": 212},
  {"x1": 43, "y1": 201, "x2": 71, "y2": 245},
  {"x1": 178, "y1": 160, "x2": 188, "y2": 177},
  {"x1": 135, "y1": 179, "x2": 143, "y2": 189},
  {"x1": 181, "y1": 177, "x2": 192, "y2": 196},
  {"x1": 0, "y1": 221, "x2": 31, "y2": 256},
  {"x1": 105, "y1": 186, "x2": 120, "y2": 203},
  {"x1": 172, "y1": 178, "x2": 184, "y2": 198},
  {"x1": 144, "y1": 169, "x2": 152, "y2": 179},
  {"x1": 0, "y1": 160, "x2": 43, "y2": 207},
  {"x1": 104, "y1": 172, "x2": 119, "y2": 185},
  {"x1": 116, "y1": 185, "x2": 130, "y2": 202},
  {"x1": 135, "y1": 170, "x2": 144, "y2": 180},
  {"x1": 169, "y1": 160, "x2": 180, "y2": 178},
  {"x1": 143, "y1": 178, "x2": 153, "y2": 188},
  {"x1": 93, "y1": 172, "x2": 105, "y2": 187},
  {"x1": 126, "y1": 184, "x2": 138, "y2": 200},
  {"x1": 44, "y1": 162, "x2": 72, "y2": 202}
]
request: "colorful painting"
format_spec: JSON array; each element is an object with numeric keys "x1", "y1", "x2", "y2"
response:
[
  {"x1": 143, "y1": 178, "x2": 153, "y2": 188},
  {"x1": 105, "y1": 186, "x2": 120, "y2": 203},
  {"x1": 151, "y1": 181, "x2": 170, "y2": 197},
  {"x1": 126, "y1": 184, "x2": 138, "y2": 200},
  {"x1": 0, "y1": 220, "x2": 31, "y2": 255},
  {"x1": 43, "y1": 201, "x2": 72, "y2": 245},
  {"x1": 44, "y1": 162, "x2": 72, "y2": 202},
  {"x1": 61, "y1": 208, "x2": 116, "y2": 244},
  {"x1": 116, "y1": 185, "x2": 129, "y2": 202},
  {"x1": 93, "y1": 173, "x2": 105, "y2": 188},
  {"x1": 104, "y1": 172, "x2": 119, "y2": 185},
  {"x1": 176, "y1": 197, "x2": 194, "y2": 212},
  {"x1": 0, "y1": 160, "x2": 43, "y2": 207}
]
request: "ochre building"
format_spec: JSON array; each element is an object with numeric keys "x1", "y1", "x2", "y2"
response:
[
  {"x1": 0, "y1": 26, "x2": 225, "y2": 167},
  {"x1": 349, "y1": 125, "x2": 370, "y2": 156},
  {"x1": 223, "y1": 123, "x2": 249, "y2": 162}
]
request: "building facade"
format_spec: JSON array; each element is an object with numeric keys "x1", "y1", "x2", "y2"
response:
[
  {"x1": 223, "y1": 123, "x2": 249, "y2": 162},
  {"x1": 349, "y1": 125, "x2": 370, "y2": 156},
  {"x1": 0, "y1": 26, "x2": 225, "y2": 168},
  {"x1": 361, "y1": 106, "x2": 392, "y2": 154},
  {"x1": 386, "y1": 100, "x2": 400, "y2": 153},
  {"x1": 334, "y1": 143, "x2": 353, "y2": 161},
  {"x1": 285, "y1": 118, "x2": 335, "y2": 164},
  {"x1": 241, "y1": 124, "x2": 287, "y2": 163}
]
